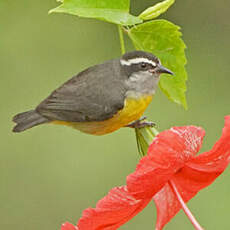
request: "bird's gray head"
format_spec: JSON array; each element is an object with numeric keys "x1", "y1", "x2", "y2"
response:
[
  {"x1": 120, "y1": 51, "x2": 173, "y2": 97},
  {"x1": 120, "y1": 50, "x2": 173, "y2": 77}
]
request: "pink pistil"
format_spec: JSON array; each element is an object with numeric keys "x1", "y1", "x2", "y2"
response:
[{"x1": 168, "y1": 180, "x2": 204, "y2": 230}]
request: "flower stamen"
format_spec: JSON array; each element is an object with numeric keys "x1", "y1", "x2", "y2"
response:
[{"x1": 168, "y1": 180, "x2": 204, "y2": 230}]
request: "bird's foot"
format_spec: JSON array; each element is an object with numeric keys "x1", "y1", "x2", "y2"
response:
[{"x1": 126, "y1": 116, "x2": 156, "y2": 128}]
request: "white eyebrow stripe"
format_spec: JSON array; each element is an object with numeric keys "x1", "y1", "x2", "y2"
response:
[{"x1": 120, "y1": 58, "x2": 157, "y2": 66}]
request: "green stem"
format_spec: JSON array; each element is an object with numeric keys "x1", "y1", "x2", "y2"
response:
[
  {"x1": 118, "y1": 25, "x2": 125, "y2": 54},
  {"x1": 135, "y1": 125, "x2": 159, "y2": 157}
]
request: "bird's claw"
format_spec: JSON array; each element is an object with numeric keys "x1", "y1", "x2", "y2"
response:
[{"x1": 126, "y1": 117, "x2": 156, "y2": 128}]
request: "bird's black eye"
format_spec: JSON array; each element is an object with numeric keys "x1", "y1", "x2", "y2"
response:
[{"x1": 140, "y1": 62, "x2": 147, "y2": 68}]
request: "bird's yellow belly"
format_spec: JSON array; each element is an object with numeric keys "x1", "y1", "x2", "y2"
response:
[{"x1": 52, "y1": 95, "x2": 153, "y2": 135}]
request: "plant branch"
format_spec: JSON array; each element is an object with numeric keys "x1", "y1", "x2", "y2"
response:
[
  {"x1": 168, "y1": 180, "x2": 204, "y2": 230},
  {"x1": 118, "y1": 25, "x2": 125, "y2": 54}
]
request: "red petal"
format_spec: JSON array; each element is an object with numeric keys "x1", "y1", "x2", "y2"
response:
[
  {"x1": 153, "y1": 168, "x2": 213, "y2": 230},
  {"x1": 153, "y1": 182, "x2": 181, "y2": 230},
  {"x1": 153, "y1": 116, "x2": 230, "y2": 229},
  {"x1": 190, "y1": 115, "x2": 230, "y2": 166},
  {"x1": 77, "y1": 186, "x2": 151, "y2": 230},
  {"x1": 153, "y1": 163, "x2": 226, "y2": 230},
  {"x1": 61, "y1": 222, "x2": 78, "y2": 230},
  {"x1": 127, "y1": 126, "x2": 205, "y2": 199}
]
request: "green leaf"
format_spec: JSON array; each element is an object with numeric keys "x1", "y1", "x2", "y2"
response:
[
  {"x1": 49, "y1": 0, "x2": 142, "y2": 26},
  {"x1": 128, "y1": 20, "x2": 187, "y2": 109},
  {"x1": 139, "y1": 0, "x2": 175, "y2": 20}
]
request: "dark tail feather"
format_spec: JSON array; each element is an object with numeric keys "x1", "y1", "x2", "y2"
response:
[{"x1": 12, "y1": 110, "x2": 49, "y2": 132}]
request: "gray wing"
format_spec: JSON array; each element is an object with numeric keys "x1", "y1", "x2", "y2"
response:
[{"x1": 36, "y1": 59, "x2": 128, "y2": 122}]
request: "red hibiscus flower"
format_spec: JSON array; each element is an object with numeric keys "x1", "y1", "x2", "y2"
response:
[
  {"x1": 61, "y1": 116, "x2": 230, "y2": 230},
  {"x1": 61, "y1": 222, "x2": 78, "y2": 230}
]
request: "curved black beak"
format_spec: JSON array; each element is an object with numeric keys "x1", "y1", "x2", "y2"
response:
[{"x1": 157, "y1": 65, "x2": 174, "y2": 75}]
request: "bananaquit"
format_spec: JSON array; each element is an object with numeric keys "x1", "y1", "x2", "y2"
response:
[{"x1": 12, "y1": 51, "x2": 173, "y2": 135}]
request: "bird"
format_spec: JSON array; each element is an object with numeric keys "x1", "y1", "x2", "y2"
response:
[{"x1": 12, "y1": 50, "x2": 173, "y2": 135}]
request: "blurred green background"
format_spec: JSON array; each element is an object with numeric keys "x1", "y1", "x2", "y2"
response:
[{"x1": 1, "y1": 1, "x2": 230, "y2": 229}]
